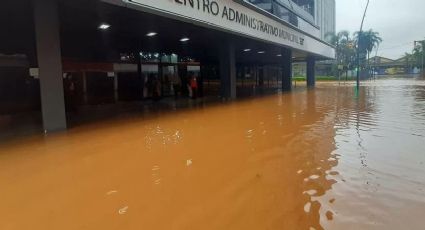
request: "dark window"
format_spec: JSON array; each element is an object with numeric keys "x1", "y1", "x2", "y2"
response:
[
  {"x1": 248, "y1": 0, "x2": 299, "y2": 27},
  {"x1": 291, "y1": 0, "x2": 315, "y2": 16},
  {"x1": 247, "y1": 0, "x2": 273, "y2": 13},
  {"x1": 272, "y1": 2, "x2": 298, "y2": 26}
]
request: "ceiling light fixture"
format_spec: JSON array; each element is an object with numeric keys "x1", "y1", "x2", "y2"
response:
[
  {"x1": 180, "y1": 37, "x2": 190, "y2": 42},
  {"x1": 243, "y1": 49, "x2": 251, "y2": 52},
  {"x1": 258, "y1": 51, "x2": 265, "y2": 54},
  {"x1": 276, "y1": 54, "x2": 282, "y2": 57},
  {"x1": 98, "y1": 23, "x2": 111, "y2": 30},
  {"x1": 146, "y1": 32, "x2": 157, "y2": 37}
]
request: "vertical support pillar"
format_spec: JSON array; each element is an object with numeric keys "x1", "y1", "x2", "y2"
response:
[
  {"x1": 82, "y1": 72, "x2": 87, "y2": 93},
  {"x1": 264, "y1": 66, "x2": 269, "y2": 88},
  {"x1": 136, "y1": 50, "x2": 143, "y2": 100},
  {"x1": 33, "y1": 0, "x2": 67, "y2": 132},
  {"x1": 282, "y1": 49, "x2": 292, "y2": 91},
  {"x1": 219, "y1": 38, "x2": 236, "y2": 100},
  {"x1": 82, "y1": 71, "x2": 88, "y2": 104},
  {"x1": 307, "y1": 56, "x2": 316, "y2": 88},
  {"x1": 113, "y1": 74, "x2": 118, "y2": 102}
]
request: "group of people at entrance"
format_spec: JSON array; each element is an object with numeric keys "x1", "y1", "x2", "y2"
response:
[
  {"x1": 62, "y1": 72, "x2": 202, "y2": 113},
  {"x1": 143, "y1": 73, "x2": 201, "y2": 100}
]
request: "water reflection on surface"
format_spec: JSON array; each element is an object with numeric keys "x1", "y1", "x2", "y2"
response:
[
  {"x1": 323, "y1": 79, "x2": 425, "y2": 230},
  {"x1": 0, "y1": 79, "x2": 425, "y2": 229}
]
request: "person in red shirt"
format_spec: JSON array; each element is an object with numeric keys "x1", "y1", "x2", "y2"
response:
[{"x1": 190, "y1": 75, "x2": 198, "y2": 99}]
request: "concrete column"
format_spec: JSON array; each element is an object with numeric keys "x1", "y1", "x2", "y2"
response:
[
  {"x1": 307, "y1": 56, "x2": 316, "y2": 87},
  {"x1": 136, "y1": 50, "x2": 143, "y2": 100},
  {"x1": 113, "y1": 74, "x2": 118, "y2": 102},
  {"x1": 33, "y1": 0, "x2": 67, "y2": 132},
  {"x1": 82, "y1": 72, "x2": 87, "y2": 93},
  {"x1": 82, "y1": 71, "x2": 88, "y2": 104},
  {"x1": 282, "y1": 49, "x2": 292, "y2": 91},
  {"x1": 219, "y1": 39, "x2": 236, "y2": 99}
]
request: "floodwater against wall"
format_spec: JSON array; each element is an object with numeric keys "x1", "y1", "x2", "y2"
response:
[{"x1": 0, "y1": 79, "x2": 424, "y2": 229}]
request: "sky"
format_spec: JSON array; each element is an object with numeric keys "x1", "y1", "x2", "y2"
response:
[{"x1": 336, "y1": 0, "x2": 425, "y2": 59}]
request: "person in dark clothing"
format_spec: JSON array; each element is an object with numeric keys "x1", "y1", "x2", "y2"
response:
[
  {"x1": 171, "y1": 73, "x2": 181, "y2": 99},
  {"x1": 152, "y1": 74, "x2": 162, "y2": 101},
  {"x1": 64, "y1": 73, "x2": 77, "y2": 112}
]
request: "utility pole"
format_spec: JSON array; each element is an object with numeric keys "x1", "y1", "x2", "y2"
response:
[
  {"x1": 421, "y1": 47, "x2": 425, "y2": 76},
  {"x1": 414, "y1": 40, "x2": 425, "y2": 76},
  {"x1": 356, "y1": 0, "x2": 370, "y2": 90}
]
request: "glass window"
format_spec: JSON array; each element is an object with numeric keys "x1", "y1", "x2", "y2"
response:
[
  {"x1": 291, "y1": 0, "x2": 315, "y2": 17},
  {"x1": 247, "y1": 0, "x2": 273, "y2": 13},
  {"x1": 272, "y1": 2, "x2": 298, "y2": 26},
  {"x1": 248, "y1": 0, "x2": 299, "y2": 27}
]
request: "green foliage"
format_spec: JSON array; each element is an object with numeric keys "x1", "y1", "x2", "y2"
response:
[
  {"x1": 402, "y1": 52, "x2": 416, "y2": 70},
  {"x1": 402, "y1": 39, "x2": 424, "y2": 72},
  {"x1": 412, "y1": 40, "x2": 425, "y2": 68},
  {"x1": 326, "y1": 30, "x2": 356, "y2": 71},
  {"x1": 354, "y1": 30, "x2": 383, "y2": 55},
  {"x1": 326, "y1": 29, "x2": 383, "y2": 78},
  {"x1": 354, "y1": 29, "x2": 383, "y2": 73}
]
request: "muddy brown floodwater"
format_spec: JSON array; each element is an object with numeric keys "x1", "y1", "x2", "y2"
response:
[{"x1": 1, "y1": 79, "x2": 425, "y2": 230}]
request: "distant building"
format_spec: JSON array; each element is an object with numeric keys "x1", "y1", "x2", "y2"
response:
[
  {"x1": 369, "y1": 56, "x2": 417, "y2": 75},
  {"x1": 316, "y1": 0, "x2": 336, "y2": 42}
]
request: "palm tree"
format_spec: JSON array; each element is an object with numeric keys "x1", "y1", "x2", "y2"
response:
[
  {"x1": 364, "y1": 30, "x2": 383, "y2": 56},
  {"x1": 354, "y1": 29, "x2": 383, "y2": 78}
]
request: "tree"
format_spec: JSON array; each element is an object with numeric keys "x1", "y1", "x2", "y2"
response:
[
  {"x1": 364, "y1": 30, "x2": 383, "y2": 56},
  {"x1": 326, "y1": 30, "x2": 356, "y2": 80},
  {"x1": 412, "y1": 40, "x2": 425, "y2": 73},
  {"x1": 326, "y1": 31, "x2": 350, "y2": 63},
  {"x1": 400, "y1": 40, "x2": 424, "y2": 76},
  {"x1": 354, "y1": 29, "x2": 383, "y2": 77},
  {"x1": 402, "y1": 53, "x2": 415, "y2": 73}
]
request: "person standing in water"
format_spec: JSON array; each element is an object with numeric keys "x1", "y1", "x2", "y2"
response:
[
  {"x1": 64, "y1": 73, "x2": 77, "y2": 112},
  {"x1": 190, "y1": 74, "x2": 198, "y2": 99},
  {"x1": 171, "y1": 73, "x2": 181, "y2": 99}
]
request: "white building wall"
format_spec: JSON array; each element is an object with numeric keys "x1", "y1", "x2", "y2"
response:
[{"x1": 315, "y1": 0, "x2": 336, "y2": 43}]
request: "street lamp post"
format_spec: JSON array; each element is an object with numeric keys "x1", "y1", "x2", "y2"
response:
[{"x1": 356, "y1": 0, "x2": 371, "y2": 90}]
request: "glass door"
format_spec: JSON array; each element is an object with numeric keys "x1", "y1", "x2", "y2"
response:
[
  {"x1": 161, "y1": 65, "x2": 178, "y2": 97},
  {"x1": 141, "y1": 64, "x2": 159, "y2": 99}
]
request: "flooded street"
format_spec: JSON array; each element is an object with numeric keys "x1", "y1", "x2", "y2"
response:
[{"x1": 0, "y1": 78, "x2": 425, "y2": 230}]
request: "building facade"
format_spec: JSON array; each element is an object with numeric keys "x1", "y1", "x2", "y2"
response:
[
  {"x1": 0, "y1": 0, "x2": 335, "y2": 132},
  {"x1": 247, "y1": 0, "x2": 335, "y2": 42},
  {"x1": 315, "y1": 0, "x2": 336, "y2": 42}
]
